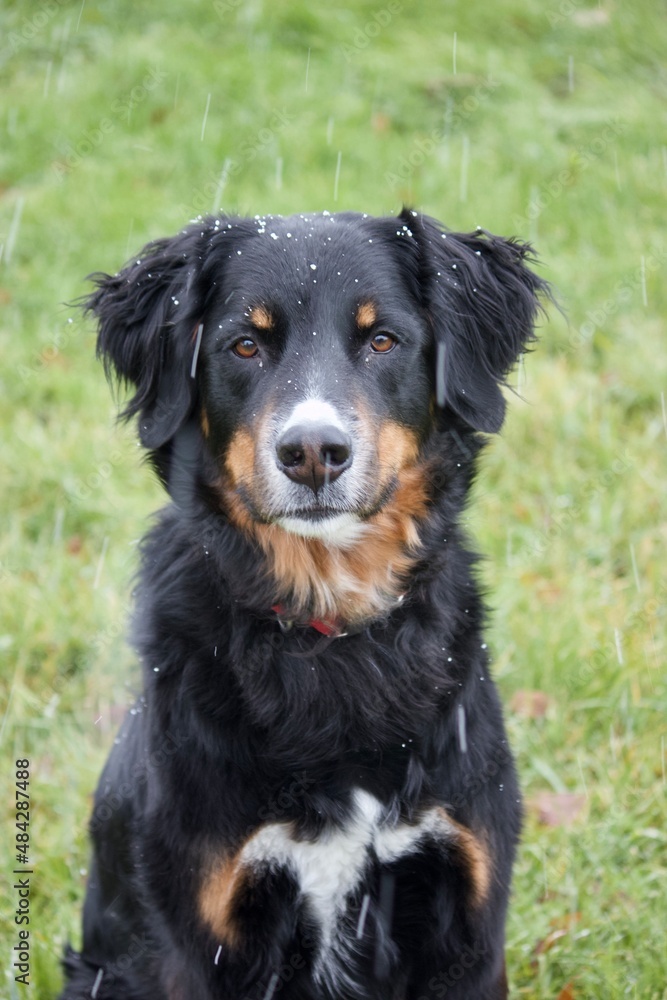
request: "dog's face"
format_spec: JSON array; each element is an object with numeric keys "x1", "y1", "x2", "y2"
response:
[
  {"x1": 198, "y1": 213, "x2": 433, "y2": 544},
  {"x1": 88, "y1": 209, "x2": 546, "y2": 618}
]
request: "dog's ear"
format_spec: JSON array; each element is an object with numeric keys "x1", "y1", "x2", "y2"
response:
[
  {"x1": 85, "y1": 226, "x2": 211, "y2": 449},
  {"x1": 405, "y1": 210, "x2": 550, "y2": 433}
]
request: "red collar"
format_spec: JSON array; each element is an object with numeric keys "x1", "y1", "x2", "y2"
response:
[
  {"x1": 270, "y1": 593, "x2": 405, "y2": 638},
  {"x1": 271, "y1": 604, "x2": 348, "y2": 638}
]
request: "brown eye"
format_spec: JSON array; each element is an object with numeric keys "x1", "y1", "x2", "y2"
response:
[
  {"x1": 233, "y1": 338, "x2": 259, "y2": 359},
  {"x1": 370, "y1": 333, "x2": 397, "y2": 353}
]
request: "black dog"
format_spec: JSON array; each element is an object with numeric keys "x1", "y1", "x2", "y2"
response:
[{"x1": 60, "y1": 209, "x2": 548, "y2": 1000}]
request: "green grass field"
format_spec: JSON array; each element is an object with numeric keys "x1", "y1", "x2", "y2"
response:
[{"x1": 1, "y1": 1, "x2": 666, "y2": 996}]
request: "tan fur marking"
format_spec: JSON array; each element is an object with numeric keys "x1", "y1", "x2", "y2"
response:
[
  {"x1": 437, "y1": 808, "x2": 492, "y2": 906},
  {"x1": 220, "y1": 422, "x2": 429, "y2": 624},
  {"x1": 199, "y1": 853, "x2": 246, "y2": 947},
  {"x1": 376, "y1": 421, "x2": 420, "y2": 489},
  {"x1": 249, "y1": 305, "x2": 274, "y2": 331},
  {"x1": 201, "y1": 408, "x2": 210, "y2": 438},
  {"x1": 356, "y1": 301, "x2": 377, "y2": 329},
  {"x1": 225, "y1": 428, "x2": 256, "y2": 488}
]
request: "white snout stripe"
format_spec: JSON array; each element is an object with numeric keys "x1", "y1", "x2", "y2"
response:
[{"x1": 280, "y1": 398, "x2": 346, "y2": 433}]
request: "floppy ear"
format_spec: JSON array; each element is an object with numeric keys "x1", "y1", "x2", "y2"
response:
[
  {"x1": 85, "y1": 226, "x2": 209, "y2": 449},
  {"x1": 406, "y1": 210, "x2": 550, "y2": 433}
]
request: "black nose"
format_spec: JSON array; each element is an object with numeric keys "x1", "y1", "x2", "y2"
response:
[{"x1": 276, "y1": 423, "x2": 352, "y2": 493}]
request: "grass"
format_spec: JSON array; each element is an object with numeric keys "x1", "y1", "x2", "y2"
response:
[{"x1": 1, "y1": 0, "x2": 665, "y2": 996}]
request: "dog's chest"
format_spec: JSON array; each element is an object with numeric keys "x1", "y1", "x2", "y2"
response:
[
  {"x1": 245, "y1": 791, "x2": 400, "y2": 935},
  {"x1": 238, "y1": 790, "x2": 453, "y2": 987}
]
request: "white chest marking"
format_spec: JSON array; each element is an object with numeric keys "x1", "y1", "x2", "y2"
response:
[{"x1": 240, "y1": 790, "x2": 456, "y2": 987}]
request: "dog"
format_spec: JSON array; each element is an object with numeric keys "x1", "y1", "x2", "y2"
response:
[{"x1": 60, "y1": 208, "x2": 548, "y2": 1000}]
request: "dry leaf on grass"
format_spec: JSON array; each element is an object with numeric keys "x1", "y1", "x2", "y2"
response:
[
  {"x1": 534, "y1": 927, "x2": 568, "y2": 956},
  {"x1": 529, "y1": 792, "x2": 586, "y2": 827},
  {"x1": 510, "y1": 689, "x2": 553, "y2": 718},
  {"x1": 371, "y1": 113, "x2": 391, "y2": 132},
  {"x1": 550, "y1": 912, "x2": 581, "y2": 932},
  {"x1": 573, "y1": 9, "x2": 610, "y2": 27},
  {"x1": 533, "y1": 914, "x2": 581, "y2": 969}
]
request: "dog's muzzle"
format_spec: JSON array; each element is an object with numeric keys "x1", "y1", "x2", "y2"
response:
[{"x1": 275, "y1": 422, "x2": 352, "y2": 494}]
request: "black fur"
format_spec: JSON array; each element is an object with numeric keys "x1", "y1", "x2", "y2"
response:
[{"x1": 60, "y1": 209, "x2": 549, "y2": 1000}]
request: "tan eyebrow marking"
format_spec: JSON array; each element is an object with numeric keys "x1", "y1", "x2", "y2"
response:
[
  {"x1": 249, "y1": 305, "x2": 274, "y2": 331},
  {"x1": 355, "y1": 301, "x2": 377, "y2": 329}
]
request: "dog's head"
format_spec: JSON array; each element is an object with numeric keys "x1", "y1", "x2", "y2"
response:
[{"x1": 87, "y1": 209, "x2": 547, "y2": 621}]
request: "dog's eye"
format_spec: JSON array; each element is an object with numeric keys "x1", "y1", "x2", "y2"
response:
[
  {"x1": 370, "y1": 333, "x2": 397, "y2": 354},
  {"x1": 232, "y1": 338, "x2": 259, "y2": 359}
]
